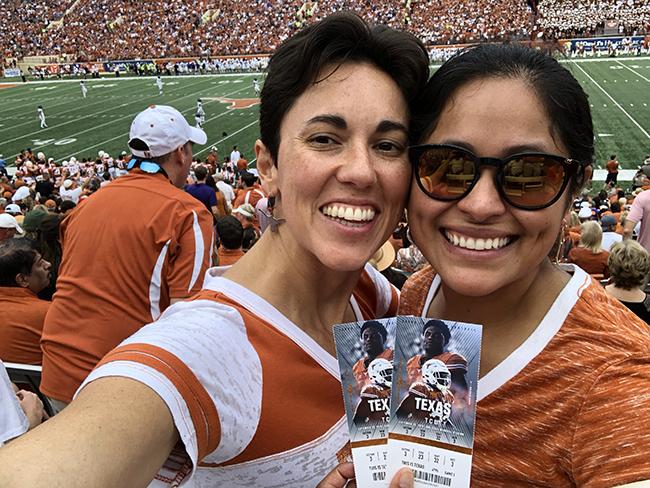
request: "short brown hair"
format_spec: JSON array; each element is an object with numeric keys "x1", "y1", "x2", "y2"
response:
[{"x1": 608, "y1": 240, "x2": 650, "y2": 290}]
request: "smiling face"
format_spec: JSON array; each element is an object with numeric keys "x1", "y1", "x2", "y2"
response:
[
  {"x1": 256, "y1": 62, "x2": 411, "y2": 272},
  {"x1": 408, "y1": 77, "x2": 571, "y2": 298}
]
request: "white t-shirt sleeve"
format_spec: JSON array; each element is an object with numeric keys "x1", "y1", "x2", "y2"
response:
[
  {"x1": 0, "y1": 361, "x2": 29, "y2": 445},
  {"x1": 76, "y1": 299, "x2": 263, "y2": 484}
]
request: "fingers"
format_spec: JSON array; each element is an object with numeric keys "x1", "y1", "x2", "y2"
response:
[
  {"x1": 389, "y1": 468, "x2": 414, "y2": 488},
  {"x1": 316, "y1": 462, "x2": 355, "y2": 488}
]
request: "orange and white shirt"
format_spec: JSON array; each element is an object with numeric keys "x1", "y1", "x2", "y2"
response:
[
  {"x1": 41, "y1": 170, "x2": 214, "y2": 403},
  {"x1": 78, "y1": 263, "x2": 398, "y2": 487},
  {"x1": 400, "y1": 264, "x2": 650, "y2": 487}
]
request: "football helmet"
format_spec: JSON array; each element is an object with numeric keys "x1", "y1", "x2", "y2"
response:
[
  {"x1": 367, "y1": 358, "x2": 392, "y2": 388},
  {"x1": 421, "y1": 359, "x2": 452, "y2": 393}
]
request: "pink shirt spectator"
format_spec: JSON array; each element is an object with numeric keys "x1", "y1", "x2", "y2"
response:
[{"x1": 628, "y1": 190, "x2": 650, "y2": 252}]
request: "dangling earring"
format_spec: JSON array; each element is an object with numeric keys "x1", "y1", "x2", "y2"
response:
[
  {"x1": 554, "y1": 219, "x2": 569, "y2": 263},
  {"x1": 261, "y1": 194, "x2": 285, "y2": 232}
]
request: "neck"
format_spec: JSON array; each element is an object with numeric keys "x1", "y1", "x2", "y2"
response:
[
  {"x1": 605, "y1": 283, "x2": 646, "y2": 302},
  {"x1": 429, "y1": 259, "x2": 569, "y2": 376},
  {"x1": 223, "y1": 231, "x2": 362, "y2": 354}
]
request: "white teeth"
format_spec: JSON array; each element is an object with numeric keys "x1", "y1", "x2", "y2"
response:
[
  {"x1": 445, "y1": 231, "x2": 511, "y2": 251},
  {"x1": 321, "y1": 205, "x2": 376, "y2": 223}
]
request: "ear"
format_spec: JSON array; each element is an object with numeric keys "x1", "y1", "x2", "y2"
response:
[
  {"x1": 14, "y1": 273, "x2": 30, "y2": 289},
  {"x1": 255, "y1": 139, "x2": 279, "y2": 196}
]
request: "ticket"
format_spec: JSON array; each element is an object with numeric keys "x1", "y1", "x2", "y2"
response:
[
  {"x1": 334, "y1": 318, "x2": 397, "y2": 487},
  {"x1": 387, "y1": 317, "x2": 482, "y2": 488}
]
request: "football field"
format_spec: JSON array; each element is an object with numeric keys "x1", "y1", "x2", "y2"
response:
[{"x1": 0, "y1": 57, "x2": 649, "y2": 173}]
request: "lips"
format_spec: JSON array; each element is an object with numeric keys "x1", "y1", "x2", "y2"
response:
[
  {"x1": 443, "y1": 230, "x2": 513, "y2": 251},
  {"x1": 321, "y1": 204, "x2": 376, "y2": 223}
]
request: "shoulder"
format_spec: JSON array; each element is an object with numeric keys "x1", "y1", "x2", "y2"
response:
[
  {"x1": 399, "y1": 265, "x2": 437, "y2": 316},
  {"x1": 568, "y1": 281, "x2": 650, "y2": 356},
  {"x1": 408, "y1": 382, "x2": 431, "y2": 397}
]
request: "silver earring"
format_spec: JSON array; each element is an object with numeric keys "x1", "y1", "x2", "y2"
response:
[{"x1": 261, "y1": 195, "x2": 285, "y2": 232}]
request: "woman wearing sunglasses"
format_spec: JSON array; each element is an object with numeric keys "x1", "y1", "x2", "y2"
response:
[{"x1": 401, "y1": 44, "x2": 650, "y2": 486}]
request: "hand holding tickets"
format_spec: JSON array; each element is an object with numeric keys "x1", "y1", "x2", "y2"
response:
[
  {"x1": 334, "y1": 317, "x2": 482, "y2": 488},
  {"x1": 317, "y1": 462, "x2": 415, "y2": 488}
]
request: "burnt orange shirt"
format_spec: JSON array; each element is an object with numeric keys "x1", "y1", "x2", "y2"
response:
[
  {"x1": 568, "y1": 247, "x2": 610, "y2": 276},
  {"x1": 41, "y1": 170, "x2": 214, "y2": 402},
  {"x1": 217, "y1": 246, "x2": 244, "y2": 266},
  {"x1": 400, "y1": 265, "x2": 650, "y2": 487},
  {"x1": 0, "y1": 287, "x2": 49, "y2": 365},
  {"x1": 606, "y1": 159, "x2": 619, "y2": 173}
]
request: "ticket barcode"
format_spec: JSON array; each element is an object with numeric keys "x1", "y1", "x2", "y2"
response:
[
  {"x1": 372, "y1": 472, "x2": 386, "y2": 482},
  {"x1": 414, "y1": 470, "x2": 452, "y2": 486}
]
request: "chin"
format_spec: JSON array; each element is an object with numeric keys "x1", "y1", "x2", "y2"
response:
[{"x1": 439, "y1": 270, "x2": 513, "y2": 298}]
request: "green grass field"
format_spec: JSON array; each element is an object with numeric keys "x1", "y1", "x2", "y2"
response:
[{"x1": 0, "y1": 57, "x2": 649, "y2": 174}]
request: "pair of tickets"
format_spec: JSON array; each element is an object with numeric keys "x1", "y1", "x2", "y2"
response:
[{"x1": 334, "y1": 317, "x2": 482, "y2": 488}]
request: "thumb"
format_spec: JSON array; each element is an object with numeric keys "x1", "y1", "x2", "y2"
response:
[{"x1": 389, "y1": 468, "x2": 414, "y2": 488}]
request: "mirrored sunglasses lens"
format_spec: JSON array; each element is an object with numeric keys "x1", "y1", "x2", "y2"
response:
[
  {"x1": 417, "y1": 147, "x2": 475, "y2": 199},
  {"x1": 502, "y1": 156, "x2": 566, "y2": 208}
]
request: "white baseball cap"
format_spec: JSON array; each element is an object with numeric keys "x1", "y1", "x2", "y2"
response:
[
  {"x1": 0, "y1": 213, "x2": 23, "y2": 233},
  {"x1": 12, "y1": 186, "x2": 30, "y2": 202},
  {"x1": 4, "y1": 203, "x2": 21, "y2": 215},
  {"x1": 128, "y1": 105, "x2": 207, "y2": 158}
]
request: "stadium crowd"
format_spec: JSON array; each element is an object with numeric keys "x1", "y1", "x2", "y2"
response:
[
  {"x1": 3, "y1": 0, "x2": 650, "y2": 65},
  {"x1": 535, "y1": 0, "x2": 650, "y2": 39}
]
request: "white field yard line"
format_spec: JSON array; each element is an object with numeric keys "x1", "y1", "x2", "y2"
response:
[
  {"x1": 194, "y1": 119, "x2": 259, "y2": 157},
  {"x1": 571, "y1": 61, "x2": 650, "y2": 140},
  {"x1": 57, "y1": 83, "x2": 252, "y2": 162},
  {"x1": 0, "y1": 78, "x2": 183, "y2": 134},
  {"x1": 6, "y1": 77, "x2": 221, "y2": 159},
  {"x1": 615, "y1": 60, "x2": 650, "y2": 83},
  {"x1": 0, "y1": 83, "x2": 82, "y2": 114},
  {"x1": 0, "y1": 77, "x2": 168, "y2": 121}
]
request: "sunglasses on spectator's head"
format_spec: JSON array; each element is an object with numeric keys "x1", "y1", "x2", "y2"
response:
[{"x1": 409, "y1": 144, "x2": 583, "y2": 210}]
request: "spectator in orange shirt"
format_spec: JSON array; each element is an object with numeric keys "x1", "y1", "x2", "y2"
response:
[
  {"x1": 568, "y1": 221, "x2": 610, "y2": 277},
  {"x1": 605, "y1": 154, "x2": 619, "y2": 187},
  {"x1": 236, "y1": 154, "x2": 248, "y2": 173},
  {"x1": 0, "y1": 239, "x2": 51, "y2": 365},
  {"x1": 233, "y1": 170, "x2": 265, "y2": 209},
  {"x1": 215, "y1": 215, "x2": 244, "y2": 266}
]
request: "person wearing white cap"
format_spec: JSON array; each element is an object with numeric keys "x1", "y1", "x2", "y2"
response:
[
  {"x1": 4, "y1": 204, "x2": 22, "y2": 216},
  {"x1": 59, "y1": 179, "x2": 82, "y2": 204},
  {"x1": 11, "y1": 186, "x2": 30, "y2": 203},
  {"x1": 0, "y1": 214, "x2": 23, "y2": 241},
  {"x1": 39, "y1": 104, "x2": 214, "y2": 411}
]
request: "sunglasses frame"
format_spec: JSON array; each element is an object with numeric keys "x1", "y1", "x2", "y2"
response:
[{"x1": 409, "y1": 143, "x2": 583, "y2": 211}]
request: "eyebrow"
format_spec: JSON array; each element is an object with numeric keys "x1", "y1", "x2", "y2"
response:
[
  {"x1": 305, "y1": 115, "x2": 408, "y2": 135},
  {"x1": 377, "y1": 120, "x2": 408, "y2": 135},
  {"x1": 305, "y1": 115, "x2": 347, "y2": 129}
]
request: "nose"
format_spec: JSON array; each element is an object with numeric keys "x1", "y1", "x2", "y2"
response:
[
  {"x1": 336, "y1": 142, "x2": 377, "y2": 188},
  {"x1": 456, "y1": 168, "x2": 507, "y2": 221}
]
